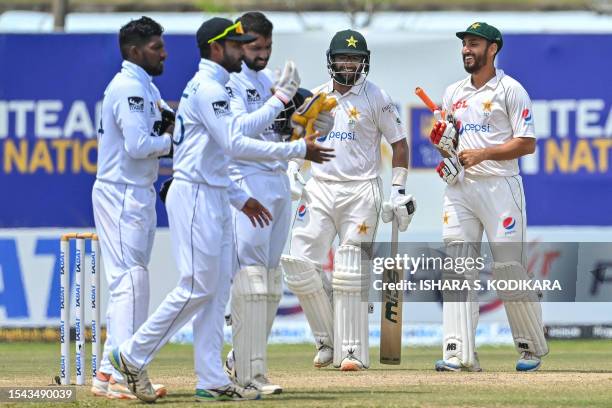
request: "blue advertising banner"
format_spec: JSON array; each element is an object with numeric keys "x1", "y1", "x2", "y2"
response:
[
  {"x1": 408, "y1": 34, "x2": 612, "y2": 226},
  {"x1": 0, "y1": 34, "x2": 198, "y2": 227}
]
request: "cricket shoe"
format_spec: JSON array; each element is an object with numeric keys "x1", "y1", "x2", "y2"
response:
[
  {"x1": 516, "y1": 351, "x2": 542, "y2": 372},
  {"x1": 90, "y1": 376, "x2": 109, "y2": 397},
  {"x1": 109, "y1": 347, "x2": 158, "y2": 403},
  {"x1": 435, "y1": 353, "x2": 482, "y2": 372},
  {"x1": 249, "y1": 375, "x2": 282, "y2": 395},
  {"x1": 313, "y1": 345, "x2": 333, "y2": 368},
  {"x1": 107, "y1": 380, "x2": 168, "y2": 400},
  {"x1": 194, "y1": 383, "x2": 261, "y2": 402},
  {"x1": 340, "y1": 355, "x2": 365, "y2": 371},
  {"x1": 224, "y1": 349, "x2": 236, "y2": 380}
]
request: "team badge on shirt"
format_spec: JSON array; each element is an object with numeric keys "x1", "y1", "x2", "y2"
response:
[
  {"x1": 128, "y1": 96, "x2": 144, "y2": 112},
  {"x1": 482, "y1": 100, "x2": 493, "y2": 116},
  {"x1": 212, "y1": 100, "x2": 231, "y2": 117},
  {"x1": 357, "y1": 221, "x2": 370, "y2": 235},
  {"x1": 226, "y1": 87, "x2": 235, "y2": 98},
  {"x1": 246, "y1": 89, "x2": 262, "y2": 103}
]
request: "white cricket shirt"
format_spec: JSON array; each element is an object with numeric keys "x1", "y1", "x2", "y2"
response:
[
  {"x1": 442, "y1": 69, "x2": 536, "y2": 177},
  {"x1": 310, "y1": 79, "x2": 406, "y2": 182}
]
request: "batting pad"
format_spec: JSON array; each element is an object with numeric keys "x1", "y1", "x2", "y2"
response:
[
  {"x1": 332, "y1": 245, "x2": 369, "y2": 368},
  {"x1": 442, "y1": 241, "x2": 479, "y2": 367},
  {"x1": 231, "y1": 266, "x2": 267, "y2": 386},
  {"x1": 266, "y1": 267, "x2": 283, "y2": 340},
  {"x1": 281, "y1": 255, "x2": 334, "y2": 350},
  {"x1": 493, "y1": 262, "x2": 549, "y2": 357}
]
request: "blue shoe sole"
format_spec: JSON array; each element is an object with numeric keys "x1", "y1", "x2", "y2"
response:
[
  {"x1": 516, "y1": 360, "x2": 542, "y2": 372},
  {"x1": 435, "y1": 359, "x2": 461, "y2": 372}
]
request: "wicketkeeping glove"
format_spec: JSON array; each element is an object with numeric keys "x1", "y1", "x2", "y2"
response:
[
  {"x1": 436, "y1": 156, "x2": 464, "y2": 185},
  {"x1": 290, "y1": 92, "x2": 337, "y2": 140}
]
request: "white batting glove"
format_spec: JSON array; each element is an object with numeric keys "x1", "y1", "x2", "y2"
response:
[
  {"x1": 313, "y1": 110, "x2": 334, "y2": 135},
  {"x1": 286, "y1": 161, "x2": 306, "y2": 201},
  {"x1": 436, "y1": 156, "x2": 464, "y2": 185},
  {"x1": 274, "y1": 61, "x2": 300, "y2": 104},
  {"x1": 382, "y1": 186, "x2": 417, "y2": 232}
]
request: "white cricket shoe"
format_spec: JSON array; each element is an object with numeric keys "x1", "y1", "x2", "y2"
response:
[
  {"x1": 250, "y1": 375, "x2": 282, "y2": 395},
  {"x1": 435, "y1": 353, "x2": 482, "y2": 372},
  {"x1": 90, "y1": 376, "x2": 109, "y2": 397},
  {"x1": 107, "y1": 380, "x2": 168, "y2": 400},
  {"x1": 313, "y1": 345, "x2": 333, "y2": 368},
  {"x1": 516, "y1": 351, "x2": 542, "y2": 372},
  {"x1": 109, "y1": 347, "x2": 158, "y2": 403},
  {"x1": 340, "y1": 355, "x2": 364, "y2": 371},
  {"x1": 195, "y1": 383, "x2": 260, "y2": 402}
]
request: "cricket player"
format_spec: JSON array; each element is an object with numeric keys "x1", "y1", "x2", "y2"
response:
[
  {"x1": 431, "y1": 22, "x2": 547, "y2": 372},
  {"x1": 281, "y1": 29, "x2": 416, "y2": 371},
  {"x1": 109, "y1": 17, "x2": 333, "y2": 403},
  {"x1": 91, "y1": 16, "x2": 171, "y2": 399},
  {"x1": 223, "y1": 12, "x2": 334, "y2": 394}
]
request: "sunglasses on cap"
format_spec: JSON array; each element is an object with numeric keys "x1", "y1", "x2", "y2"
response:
[{"x1": 208, "y1": 21, "x2": 244, "y2": 44}]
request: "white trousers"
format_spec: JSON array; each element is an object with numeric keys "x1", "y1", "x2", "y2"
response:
[
  {"x1": 92, "y1": 180, "x2": 156, "y2": 382},
  {"x1": 290, "y1": 177, "x2": 383, "y2": 264},
  {"x1": 120, "y1": 179, "x2": 234, "y2": 389},
  {"x1": 232, "y1": 171, "x2": 291, "y2": 269}
]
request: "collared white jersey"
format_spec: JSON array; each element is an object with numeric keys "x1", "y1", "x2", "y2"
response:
[
  {"x1": 310, "y1": 80, "x2": 406, "y2": 182},
  {"x1": 227, "y1": 62, "x2": 286, "y2": 179},
  {"x1": 442, "y1": 69, "x2": 535, "y2": 177},
  {"x1": 96, "y1": 60, "x2": 172, "y2": 187},
  {"x1": 172, "y1": 59, "x2": 306, "y2": 206}
]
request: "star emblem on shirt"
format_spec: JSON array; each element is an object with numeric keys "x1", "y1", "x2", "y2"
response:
[
  {"x1": 443, "y1": 212, "x2": 449, "y2": 225},
  {"x1": 357, "y1": 221, "x2": 370, "y2": 235},
  {"x1": 470, "y1": 23, "x2": 481, "y2": 30},
  {"x1": 346, "y1": 35, "x2": 358, "y2": 48},
  {"x1": 482, "y1": 100, "x2": 493, "y2": 112},
  {"x1": 348, "y1": 106, "x2": 360, "y2": 120}
]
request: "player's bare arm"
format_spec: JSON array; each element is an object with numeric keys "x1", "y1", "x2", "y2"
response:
[
  {"x1": 458, "y1": 137, "x2": 535, "y2": 168},
  {"x1": 390, "y1": 139, "x2": 409, "y2": 168}
]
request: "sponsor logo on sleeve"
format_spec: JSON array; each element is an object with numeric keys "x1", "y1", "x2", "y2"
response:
[
  {"x1": 212, "y1": 100, "x2": 231, "y2": 117},
  {"x1": 128, "y1": 96, "x2": 144, "y2": 112},
  {"x1": 246, "y1": 89, "x2": 262, "y2": 103},
  {"x1": 522, "y1": 108, "x2": 533, "y2": 124}
]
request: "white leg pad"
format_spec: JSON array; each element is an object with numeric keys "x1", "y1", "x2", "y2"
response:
[
  {"x1": 231, "y1": 265, "x2": 267, "y2": 386},
  {"x1": 442, "y1": 241, "x2": 479, "y2": 367},
  {"x1": 281, "y1": 255, "x2": 334, "y2": 350},
  {"x1": 493, "y1": 262, "x2": 549, "y2": 357},
  {"x1": 332, "y1": 245, "x2": 369, "y2": 368},
  {"x1": 266, "y1": 267, "x2": 282, "y2": 339}
]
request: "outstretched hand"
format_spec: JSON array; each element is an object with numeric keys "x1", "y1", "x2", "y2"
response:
[
  {"x1": 303, "y1": 131, "x2": 335, "y2": 163},
  {"x1": 241, "y1": 198, "x2": 273, "y2": 228}
]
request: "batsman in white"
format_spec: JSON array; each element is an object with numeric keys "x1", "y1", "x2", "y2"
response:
[
  {"x1": 282, "y1": 29, "x2": 417, "y2": 371},
  {"x1": 430, "y1": 22, "x2": 547, "y2": 372},
  {"x1": 109, "y1": 17, "x2": 333, "y2": 403},
  {"x1": 91, "y1": 16, "x2": 170, "y2": 400},
  {"x1": 222, "y1": 12, "x2": 334, "y2": 395}
]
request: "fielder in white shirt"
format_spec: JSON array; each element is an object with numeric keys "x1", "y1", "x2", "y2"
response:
[
  {"x1": 109, "y1": 17, "x2": 333, "y2": 403},
  {"x1": 430, "y1": 22, "x2": 547, "y2": 373},
  {"x1": 92, "y1": 17, "x2": 171, "y2": 399},
  {"x1": 282, "y1": 29, "x2": 417, "y2": 371},
  {"x1": 222, "y1": 12, "x2": 334, "y2": 395}
]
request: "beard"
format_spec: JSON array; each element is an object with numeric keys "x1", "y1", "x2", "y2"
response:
[
  {"x1": 243, "y1": 56, "x2": 267, "y2": 72},
  {"x1": 222, "y1": 54, "x2": 243, "y2": 73},
  {"x1": 463, "y1": 49, "x2": 488, "y2": 74},
  {"x1": 142, "y1": 59, "x2": 164, "y2": 76}
]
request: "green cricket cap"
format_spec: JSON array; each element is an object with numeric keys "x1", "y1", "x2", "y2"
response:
[{"x1": 456, "y1": 22, "x2": 503, "y2": 52}]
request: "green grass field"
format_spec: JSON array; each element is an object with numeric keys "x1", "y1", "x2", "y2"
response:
[{"x1": 1, "y1": 341, "x2": 612, "y2": 407}]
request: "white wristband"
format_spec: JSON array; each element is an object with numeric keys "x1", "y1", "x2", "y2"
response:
[{"x1": 391, "y1": 167, "x2": 408, "y2": 187}]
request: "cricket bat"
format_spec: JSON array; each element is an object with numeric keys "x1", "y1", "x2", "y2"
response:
[
  {"x1": 379, "y1": 219, "x2": 403, "y2": 365},
  {"x1": 415, "y1": 86, "x2": 445, "y2": 118}
]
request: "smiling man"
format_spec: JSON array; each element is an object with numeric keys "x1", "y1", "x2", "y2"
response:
[{"x1": 429, "y1": 22, "x2": 547, "y2": 373}]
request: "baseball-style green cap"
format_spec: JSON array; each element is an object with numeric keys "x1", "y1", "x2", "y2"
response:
[
  {"x1": 328, "y1": 29, "x2": 370, "y2": 57},
  {"x1": 456, "y1": 22, "x2": 503, "y2": 52}
]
